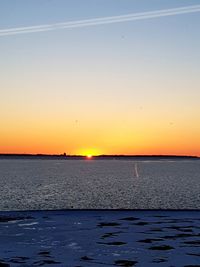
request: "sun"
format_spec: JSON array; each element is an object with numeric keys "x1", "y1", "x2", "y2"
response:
[
  {"x1": 86, "y1": 154, "x2": 93, "y2": 159},
  {"x1": 77, "y1": 148, "x2": 101, "y2": 157}
]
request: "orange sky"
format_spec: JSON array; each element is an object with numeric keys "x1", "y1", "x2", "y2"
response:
[{"x1": 0, "y1": 1, "x2": 200, "y2": 156}]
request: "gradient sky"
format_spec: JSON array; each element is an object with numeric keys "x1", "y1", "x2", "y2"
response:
[{"x1": 0, "y1": 0, "x2": 200, "y2": 156}]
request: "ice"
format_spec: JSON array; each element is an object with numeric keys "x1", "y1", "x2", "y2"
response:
[{"x1": 0, "y1": 159, "x2": 199, "y2": 209}]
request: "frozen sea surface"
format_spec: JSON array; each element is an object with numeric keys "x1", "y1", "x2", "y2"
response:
[
  {"x1": 0, "y1": 210, "x2": 200, "y2": 267},
  {"x1": 0, "y1": 159, "x2": 200, "y2": 210}
]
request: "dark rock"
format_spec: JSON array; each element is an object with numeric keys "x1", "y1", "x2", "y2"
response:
[
  {"x1": 115, "y1": 259, "x2": 137, "y2": 266},
  {"x1": 137, "y1": 238, "x2": 163, "y2": 243},
  {"x1": 149, "y1": 245, "x2": 174, "y2": 250},
  {"x1": 98, "y1": 222, "x2": 120, "y2": 227},
  {"x1": 33, "y1": 259, "x2": 61, "y2": 265},
  {"x1": 152, "y1": 258, "x2": 167, "y2": 263},
  {"x1": 101, "y1": 231, "x2": 122, "y2": 239},
  {"x1": 80, "y1": 256, "x2": 93, "y2": 261},
  {"x1": 38, "y1": 251, "x2": 51, "y2": 257}
]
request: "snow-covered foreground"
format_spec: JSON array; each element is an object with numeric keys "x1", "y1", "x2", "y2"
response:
[{"x1": 0, "y1": 210, "x2": 200, "y2": 266}]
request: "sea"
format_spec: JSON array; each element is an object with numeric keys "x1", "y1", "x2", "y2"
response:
[{"x1": 0, "y1": 159, "x2": 200, "y2": 210}]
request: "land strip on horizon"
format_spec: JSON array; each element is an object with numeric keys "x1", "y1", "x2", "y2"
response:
[{"x1": 0, "y1": 154, "x2": 199, "y2": 160}]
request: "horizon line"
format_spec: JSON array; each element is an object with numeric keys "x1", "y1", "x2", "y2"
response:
[
  {"x1": 0, "y1": 4, "x2": 200, "y2": 37},
  {"x1": 0, "y1": 153, "x2": 199, "y2": 158}
]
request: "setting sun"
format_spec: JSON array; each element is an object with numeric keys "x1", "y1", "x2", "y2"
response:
[
  {"x1": 77, "y1": 148, "x2": 101, "y2": 157},
  {"x1": 86, "y1": 154, "x2": 93, "y2": 159}
]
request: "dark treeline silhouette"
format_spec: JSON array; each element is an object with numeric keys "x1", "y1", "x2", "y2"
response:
[{"x1": 0, "y1": 154, "x2": 199, "y2": 160}]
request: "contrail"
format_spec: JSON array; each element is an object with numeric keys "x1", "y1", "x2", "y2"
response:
[{"x1": 0, "y1": 4, "x2": 200, "y2": 37}]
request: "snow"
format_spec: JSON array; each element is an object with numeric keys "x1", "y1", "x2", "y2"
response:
[{"x1": 0, "y1": 210, "x2": 200, "y2": 266}]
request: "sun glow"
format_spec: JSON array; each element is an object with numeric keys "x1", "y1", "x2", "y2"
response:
[
  {"x1": 77, "y1": 148, "x2": 101, "y2": 157},
  {"x1": 86, "y1": 154, "x2": 93, "y2": 159}
]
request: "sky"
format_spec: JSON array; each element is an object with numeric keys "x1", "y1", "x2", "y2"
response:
[{"x1": 0, "y1": 0, "x2": 200, "y2": 156}]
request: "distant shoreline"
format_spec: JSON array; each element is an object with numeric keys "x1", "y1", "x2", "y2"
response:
[{"x1": 0, "y1": 154, "x2": 199, "y2": 160}]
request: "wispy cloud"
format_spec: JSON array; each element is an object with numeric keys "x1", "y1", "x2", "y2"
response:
[{"x1": 0, "y1": 4, "x2": 200, "y2": 37}]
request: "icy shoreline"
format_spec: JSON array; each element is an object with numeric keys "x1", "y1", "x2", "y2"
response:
[{"x1": 0, "y1": 210, "x2": 200, "y2": 266}]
